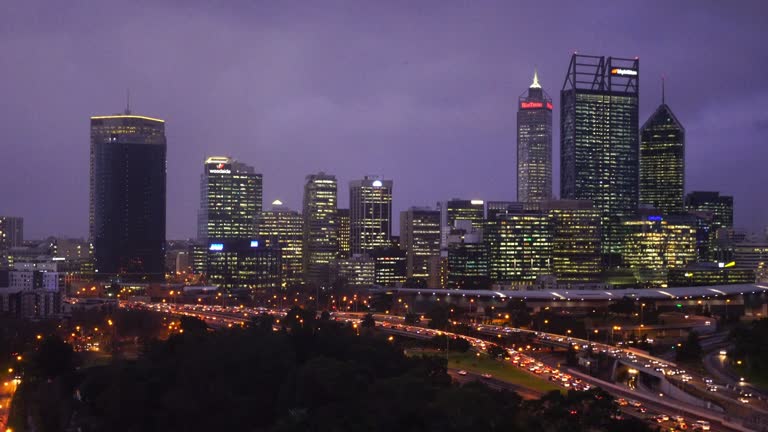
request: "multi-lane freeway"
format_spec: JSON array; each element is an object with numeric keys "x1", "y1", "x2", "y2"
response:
[{"x1": 123, "y1": 300, "x2": 759, "y2": 431}]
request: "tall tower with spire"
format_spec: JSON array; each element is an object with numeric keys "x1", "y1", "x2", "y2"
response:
[
  {"x1": 640, "y1": 78, "x2": 685, "y2": 214},
  {"x1": 517, "y1": 69, "x2": 553, "y2": 203}
]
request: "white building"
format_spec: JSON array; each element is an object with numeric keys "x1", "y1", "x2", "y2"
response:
[{"x1": 0, "y1": 263, "x2": 63, "y2": 319}]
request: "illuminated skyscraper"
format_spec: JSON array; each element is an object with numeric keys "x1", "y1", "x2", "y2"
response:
[
  {"x1": 685, "y1": 191, "x2": 733, "y2": 228},
  {"x1": 349, "y1": 176, "x2": 392, "y2": 255},
  {"x1": 0, "y1": 216, "x2": 23, "y2": 250},
  {"x1": 337, "y1": 208, "x2": 351, "y2": 258},
  {"x1": 197, "y1": 156, "x2": 262, "y2": 242},
  {"x1": 257, "y1": 200, "x2": 304, "y2": 288},
  {"x1": 205, "y1": 239, "x2": 281, "y2": 291},
  {"x1": 447, "y1": 221, "x2": 489, "y2": 289},
  {"x1": 485, "y1": 209, "x2": 553, "y2": 284},
  {"x1": 400, "y1": 207, "x2": 441, "y2": 280},
  {"x1": 371, "y1": 245, "x2": 407, "y2": 287},
  {"x1": 561, "y1": 54, "x2": 639, "y2": 258},
  {"x1": 89, "y1": 112, "x2": 166, "y2": 282},
  {"x1": 439, "y1": 199, "x2": 485, "y2": 250},
  {"x1": 539, "y1": 200, "x2": 602, "y2": 284},
  {"x1": 303, "y1": 173, "x2": 338, "y2": 285},
  {"x1": 685, "y1": 191, "x2": 734, "y2": 261},
  {"x1": 640, "y1": 88, "x2": 685, "y2": 214},
  {"x1": 621, "y1": 215, "x2": 697, "y2": 287},
  {"x1": 517, "y1": 70, "x2": 553, "y2": 203}
]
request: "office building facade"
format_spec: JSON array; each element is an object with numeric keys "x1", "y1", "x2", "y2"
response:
[
  {"x1": 89, "y1": 113, "x2": 166, "y2": 282},
  {"x1": 446, "y1": 221, "x2": 489, "y2": 289},
  {"x1": 685, "y1": 192, "x2": 734, "y2": 229},
  {"x1": 256, "y1": 200, "x2": 304, "y2": 288},
  {"x1": 621, "y1": 216, "x2": 697, "y2": 287},
  {"x1": 400, "y1": 207, "x2": 441, "y2": 280},
  {"x1": 205, "y1": 239, "x2": 281, "y2": 291},
  {"x1": 439, "y1": 199, "x2": 485, "y2": 250},
  {"x1": 485, "y1": 210, "x2": 553, "y2": 284},
  {"x1": 329, "y1": 255, "x2": 375, "y2": 289},
  {"x1": 303, "y1": 173, "x2": 339, "y2": 285},
  {"x1": 337, "y1": 208, "x2": 351, "y2": 258},
  {"x1": 371, "y1": 246, "x2": 407, "y2": 287},
  {"x1": 640, "y1": 98, "x2": 685, "y2": 214},
  {"x1": 349, "y1": 176, "x2": 393, "y2": 255},
  {"x1": 0, "y1": 217, "x2": 23, "y2": 250},
  {"x1": 561, "y1": 54, "x2": 639, "y2": 257},
  {"x1": 540, "y1": 200, "x2": 603, "y2": 284},
  {"x1": 517, "y1": 70, "x2": 553, "y2": 203},
  {"x1": 197, "y1": 156, "x2": 262, "y2": 242}
]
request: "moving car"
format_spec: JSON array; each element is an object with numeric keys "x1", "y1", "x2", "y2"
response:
[{"x1": 457, "y1": 370, "x2": 468, "y2": 376}]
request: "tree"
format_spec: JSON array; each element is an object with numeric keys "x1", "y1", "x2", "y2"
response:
[
  {"x1": 487, "y1": 344, "x2": 506, "y2": 359},
  {"x1": 676, "y1": 331, "x2": 702, "y2": 362},
  {"x1": 426, "y1": 304, "x2": 449, "y2": 330},
  {"x1": 506, "y1": 300, "x2": 532, "y2": 327},
  {"x1": 28, "y1": 336, "x2": 76, "y2": 380},
  {"x1": 180, "y1": 316, "x2": 209, "y2": 336},
  {"x1": 609, "y1": 296, "x2": 636, "y2": 317},
  {"x1": 249, "y1": 313, "x2": 275, "y2": 331},
  {"x1": 566, "y1": 344, "x2": 579, "y2": 366},
  {"x1": 361, "y1": 313, "x2": 376, "y2": 329},
  {"x1": 283, "y1": 306, "x2": 316, "y2": 333},
  {"x1": 404, "y1": 312, "x2": 420, "y2": 325}
]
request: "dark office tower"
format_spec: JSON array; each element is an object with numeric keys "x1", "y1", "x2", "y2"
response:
[
  {"x1": 350, "y1": 176, "x2": 393, "y2": 255},
  {"x1": 517, "y1": 70, "x2": 553, "y2": 203},
  {"x1": 685, "y1": 192, "x2": 734, "y2": 228},
  {"x1": 303, "y1": 173, "x2": 338, "y2": 285},
  {"x1": 337, "y1": 208, "x2": 351, "y2": 258},
  {"x1": 257, "y1": 200, "x2": 304, "y2": 288},
  {"x1": 197, "y1": 156, "x2": 262, "y2": 242},
  {"x1": 685, "y1": 191, "x2": 734, "y2": 261},
  {"x1": 400, "y1": 207, "x2": 441, "y2": 280},
  {"x1": 441, "y1": 199, "x2": 485, "y2": 229},
  {"x1": 446, "y1": 221, "x2": 489, "y2": 289},
  {"x1": 485, "y1": 210, "x2": 553, "y2": 284},
  {"x1": 640, "y1": 87, "x2": 685, "y2": 214},
  {"x1": 561, "y1": 54, "x2": 639, "y2": 258},
  {"x1": 540, "y1": 200, "x2": 602, "y2": 283},
  {"x1": 439, "y1": 199, "x2": 485, "y2": 249},
  {"x1": 89, "y1": 113, "x2": 166, "y2": 282},
  {"x1": 206, "y1": 239, "x2": 281, "y2": 291},
  {"x1": 486, "y1": 201, "x2": 525, "y2": 221},
  {"x1": 0, "y1": 217, "x2": 23, "y2": 249},
  {"x1": 370, "y1": 246, "x2": 407, "y2": 287}
]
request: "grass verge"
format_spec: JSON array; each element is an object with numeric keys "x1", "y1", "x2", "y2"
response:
[{"x1": 407, "y1": 348, "x2": 562, "y2": 394}]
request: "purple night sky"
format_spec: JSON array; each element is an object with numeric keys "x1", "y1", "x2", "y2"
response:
[{"x1": 1, "y1": 0, "x2": 766, "y2": 240}]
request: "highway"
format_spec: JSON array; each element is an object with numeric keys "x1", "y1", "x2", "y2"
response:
[{"x1": 123, "y1": 300, "x2": 756, "y2": 431}]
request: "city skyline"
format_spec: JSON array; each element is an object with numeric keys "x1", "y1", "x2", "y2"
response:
[{"x1": 2, "y1": 1, "x2": 767, "y2": 239}]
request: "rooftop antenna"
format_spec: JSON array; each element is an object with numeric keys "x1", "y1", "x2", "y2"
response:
[
  {"x1": 125, "y1": 88, "x2": 131, "y2": 115},
  {"x1": 661, "y1": 76, "x2": 665, "y2": 105}
]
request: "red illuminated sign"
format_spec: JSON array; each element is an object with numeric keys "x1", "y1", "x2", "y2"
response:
[
  {"x1": 520, "y1": 101, "x2": 553, "y2": 110},
  {"x1": 520, "y1": 102, "x2": 543, "y2": 109},
  {"x1": 217, "y1": 163, "x2": 226, "y2": 169}
]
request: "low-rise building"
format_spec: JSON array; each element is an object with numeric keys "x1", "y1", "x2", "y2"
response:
[{"x1": 0, "y1": 263, "x2": 63, "y2": 319}]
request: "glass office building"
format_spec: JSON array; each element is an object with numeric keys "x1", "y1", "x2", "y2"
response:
[
  {"x1": 517, "y1": 70, "x2": 553, "y2": 203},
  {"x1": 303, "y1": 173, "x2": 339, "y2": 285},
  {"x1": 640, "y1": 98, "x2": 685, "y2": 214},
  {"x1": 89, "y1": 113, "x2": 166, "y2": 282},
  {"x1": 197, "y1": 156, "x2": 262, "y2": 242},
  {"x1": 561, "y1": 54, "x2": 639, "y2": 259}
]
